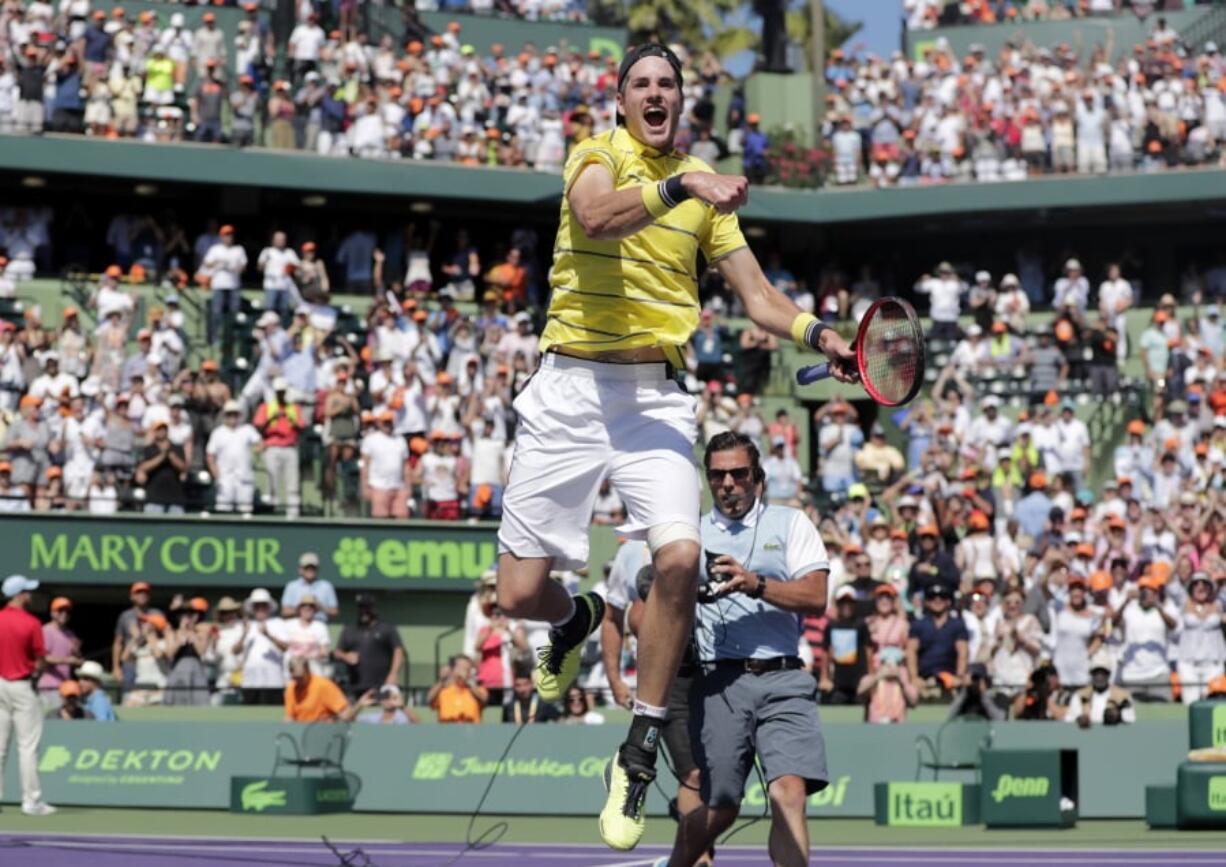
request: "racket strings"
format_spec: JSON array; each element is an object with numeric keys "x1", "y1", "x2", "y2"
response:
[{"x1": 861, "y1": 306, "x2": 923, "y2": 404}]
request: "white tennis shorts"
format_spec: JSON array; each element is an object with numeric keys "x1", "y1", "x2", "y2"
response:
[{"x1": 498, "y1": 353, "x2": 700, "y2": 570}]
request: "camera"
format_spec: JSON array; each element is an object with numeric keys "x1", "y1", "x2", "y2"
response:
[{"x1": 698, "y1": 550, "x2": 727, "y2": 603}]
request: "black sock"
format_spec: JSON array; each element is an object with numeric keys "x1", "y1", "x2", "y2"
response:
[
  {"x1": 620, "y1": 714, "x2": 661, "y2": 776},
  {"x1": 553, "y1": 592, "x2": 602, "y2": 648}
]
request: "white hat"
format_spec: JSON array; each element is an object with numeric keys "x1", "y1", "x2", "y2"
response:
[
  {"x1": 247, "y1": 587, "x2": 274, "y2": 607},
  {"x1": 222, "y1": 399, "x2": 243, "y2": 414},
  {"x1": 76, "y1": 660, "x2": 106, "y2": 682},
  {"x1": 295, "y1": 303, "x2": 312, "y2": 316},
  {"x1": 272, "y1": 376, "x2": 289, "y2": 391},
  {"x1": 1088, "y1": 648, "x2": 1113, "y2": 673},
  {"x1": 1000, "y1": 273, "x2": 1020, "y2": 288},
  {"x1": 897, "y1": 495, "x2": 919, "y2": 509},
  {"x1": 1064, "y1": 258, "x2": 1082, "y2": 271},
  {"x1": 170, "y1": 12, "x2": 185, "y2": 27},
  {"x1": 966, "y1": 324, "x2": 983, "y2": 337},
  {"x1": 514, "y1": 311, "x2": 532, "y2": 324},
  {"x1": 257, "y1": 311, "x2": 280, "y2": 327},
  {"x1": 981, "y1": 395, "x2": 1001, "y2": 408},
  {"x1": 834, "y1": 585, "x2": 857, "y2": 601},
  {"x1": 975, "y1": 270, "x2": 991, "y2": 283},
  {"x1": 1, "y1": 574, "x2": 38, "y2": 598}
]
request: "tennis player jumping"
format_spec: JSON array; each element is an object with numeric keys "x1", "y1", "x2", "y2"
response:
[{"x1": 495, "y1": 43, "x2": 857, "y2": 851}]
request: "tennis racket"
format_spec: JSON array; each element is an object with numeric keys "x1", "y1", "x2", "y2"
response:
[{"x1": 795, "y1": 297, "x2": 925, "y2": 407}]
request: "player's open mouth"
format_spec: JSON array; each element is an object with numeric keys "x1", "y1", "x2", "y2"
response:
[{"x1": 643, "y1": 106, "x2": 668, "y2": 128}]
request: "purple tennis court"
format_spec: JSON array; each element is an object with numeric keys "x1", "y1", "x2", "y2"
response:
[{"x1": 4, "y1": 836, "x2": 1226, "y2": 867}]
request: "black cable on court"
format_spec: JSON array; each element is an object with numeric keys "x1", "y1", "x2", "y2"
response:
[{"x1": 0, "y1": 722, "x2": 531, "y2": 867}]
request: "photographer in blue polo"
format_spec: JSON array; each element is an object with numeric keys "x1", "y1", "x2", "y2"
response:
[{"x1": 660, "y1": 432, "x2": 830, "y2": 867}]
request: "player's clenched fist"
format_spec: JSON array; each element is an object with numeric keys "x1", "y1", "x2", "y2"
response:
[{"x1": 681, "y1": 172, "x2": 749, "y2": 214}]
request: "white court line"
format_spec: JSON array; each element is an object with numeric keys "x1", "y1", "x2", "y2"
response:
[{"x1": 18, "y1": 840, "x2": 1226, "y2": 865}]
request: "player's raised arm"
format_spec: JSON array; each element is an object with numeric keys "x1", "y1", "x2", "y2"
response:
[
  {"x1": 569, "y1": 168, "x2": 751, "y2": 242},
  {"x1": 716, "y1": 247, "x2": 859, "y2": 383}
]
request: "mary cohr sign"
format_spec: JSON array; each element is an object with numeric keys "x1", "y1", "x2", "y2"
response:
[{"x1": 4, "y1": 514, "x2": 496, "y2": 590}]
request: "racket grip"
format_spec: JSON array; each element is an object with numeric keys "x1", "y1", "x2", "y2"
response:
[{"x1": 796, "y1": 363, "x2": 832, "y2": 385}]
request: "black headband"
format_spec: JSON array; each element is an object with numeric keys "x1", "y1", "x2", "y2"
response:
[{"x1": 617, "y1": 43, "x2": 683, "y2": 93}]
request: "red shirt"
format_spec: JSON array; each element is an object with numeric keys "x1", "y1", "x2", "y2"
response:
[{"x1": 0, "y1": 606, "x2": 46, "y2": 680}]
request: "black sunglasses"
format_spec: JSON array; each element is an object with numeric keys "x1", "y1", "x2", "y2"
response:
[{"x1": 706, "y1": 466, "x2": 753, "y2": 484}]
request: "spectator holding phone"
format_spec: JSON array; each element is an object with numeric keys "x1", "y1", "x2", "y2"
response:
[
  {"x1": 427, "y1": 655, "x2": 486, "y2": 723},
  {"x1": 354, "y1": 683, "x2": 420, "y2": 725},
  {"x1": 858, "y1": 646, "x2": 919, "y2": 723}
]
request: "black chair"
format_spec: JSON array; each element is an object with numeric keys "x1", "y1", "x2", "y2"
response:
[
  {"x1": 914, "y1": 717, "x2": 994, "y2": 782},
  {"x1": 272, "y1": 722, "x2": 352, "y2": 779}
]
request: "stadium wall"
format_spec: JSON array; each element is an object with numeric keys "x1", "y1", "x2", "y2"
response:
[
  {"x1": 909, "y1": 7, "x2": 1222, "y2": 61},
  {"x1": 5, "y1": 718, "x2": 1187, "y2": 818}
]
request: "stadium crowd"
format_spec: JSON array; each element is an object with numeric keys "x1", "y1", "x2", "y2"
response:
[
  {"x1": 824, "y1": 16, "x2": 1226, "y2": 186},
  {"x1": 6, "y1": 228, "x2": 1225, "y2": 725},
  {"x1": 0, "y1": 2, "x2": 726, "y2": 170},
  {"x1": 905, "y1": 0, "x2": 1217, "y2": 29}
]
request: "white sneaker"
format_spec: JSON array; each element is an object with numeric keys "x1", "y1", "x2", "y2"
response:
[
  {"x1": 652, "y1": 859, "x2": 669, "y2": 867},
  {"x1": 22, "y1": 801, "x2": 57, "y2": 816}
]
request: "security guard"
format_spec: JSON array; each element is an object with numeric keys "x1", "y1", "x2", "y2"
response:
[{"x1": 662, "y1": 432, "x2": 830, "y2": 867}]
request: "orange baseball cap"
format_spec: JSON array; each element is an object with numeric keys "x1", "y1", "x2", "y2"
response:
[
  {"x1": 188, "y1": 596, "x2": 209, "y2": 613},
  {"x1": 1089, "y1": 571, "x2": 1113, "y2": 592},
  {"x1": 436, "y1": 372, "x2": 453, "y2": 385},
  {"x1": 890, "y1": 529, "x2": 908, "y2": 541},
  {"x1": 1106, "y1": 514, "x2": 1127, "y2": 530},
  {"x1": 219, "y1": 224, "x2": 235, "y2": 235},
  {"x1": 1066, "y1": 573, "x2": 1088, "y2": 588},
  {"x1": 141, "y1": 613, "x2": 169, "y2": 632},
  {"x1": 1074, "y1": 542, "x2": 1095, "y2": 558},
  {"x1": 412, "y1": 310, "x2": 428, "y2": 322},
  {"x1": 51, "y1": 596, "x2": 72, "y2": 611},
  {"x1": 1149, "y1": 561, "x2": 1173, "y2": 584},
  {"x1": 1070, "y1": 507, "x2": 1087, "y2": 520},
  {"x1": 201, "y1": 359, "x2": 219, "y2": 371},
  {"x1": 0, "y1": 462, "x2": 11, "y2": 473},
  {"x1": 46, "y1": 466, "x2": 62, "y2": 479},
  {"x1": 1208, "y1": 674, "x2": 1226, "y2": 697},
  {"x1": 991, "y1": 321, "x2": 1007, "y2": 334},
  {"x1": 19, "y1": 395, "x2": 41, "y2": 409},
  {"x1": 1126, "y1": 420, "x2": 1145, "y2": 435},
  {"x1": 59, "y1": 680, "x2": 82, "y2": 697},
  {"x1": 842, "y1": 543, "x2": 863, "y2": 555},
  {"x1": 105, "y1": 264, "x2": 123, "y2": 278},
  {"x1": 130, "y1": 581, "x2": 151, "y2": 594},
  {"x1": 917, "y1": 525, "x2": 940, "y2": 537},
  {"x1": 874, "y1": 583, "x2": 899, "y2": 596},
  {"x1": 1029, "y1": 472, "x2": 1047, "y2": 488},
  {"x1": 302, "y1": 241, "x2": 316, "y2": 252},
  {"x1": 969, "y1": 511, "x2": 989, "y2": 530},
  {"x1": 1154, "y1": 310, "x2": 1169, "y2": 323}
]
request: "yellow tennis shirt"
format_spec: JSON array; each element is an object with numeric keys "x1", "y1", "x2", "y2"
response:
[{"x1": 541, "y1": 127, "x2": 747, "y2": 368}]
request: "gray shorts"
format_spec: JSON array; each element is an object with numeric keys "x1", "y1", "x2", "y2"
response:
[{"x1": 690, "y1": 665, "x2": 829, "y2": 808}]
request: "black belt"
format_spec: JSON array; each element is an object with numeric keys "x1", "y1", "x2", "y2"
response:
[{"x1": 711, "y1": 656, "x2": 803, "y2": 675}]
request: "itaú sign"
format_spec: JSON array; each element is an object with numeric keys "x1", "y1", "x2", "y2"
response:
[{"x1": 11, "y1": 515, "x2": 497, "y2": 590}]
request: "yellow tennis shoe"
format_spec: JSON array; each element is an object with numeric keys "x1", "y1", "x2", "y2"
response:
[
  {"x1": 599, "y1": 752, "x2": 652, "y2": 851},
  {"x1": 532, "y1": 592, "x2": 604, "y2": 701}
]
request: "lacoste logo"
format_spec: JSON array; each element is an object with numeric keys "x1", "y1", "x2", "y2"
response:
[
  {"x1": 763, "y1": 543, "x2": 782, "y2": 551},
  {"x1": 241, "y1": 780, "x2": 288, "y2": 812}
]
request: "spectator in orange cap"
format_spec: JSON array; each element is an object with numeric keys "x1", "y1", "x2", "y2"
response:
[
  {"x1": 360, "y1": 410, "x2": 411, "y2": 519},
  {"x1": 1114, "y1": 419, "x2": 1153, "y2": 485},
  {"x1": 413, "y1": 428, "x2": 466, "y2": 521},
  {"x1": 51, "y1": 681, "x2": 88, "y2": 720},
  {"x1": 907, "y1": 525, "x2": 959, "y2": 608},
  {"x1": 814, "y1": 398, "x2": 862, "y2": 494},
  {"x1": 198, "y1": 225, "x2": 248, "y2": 345},
  {"x1": 4, "y1": 391, "x2": 51, "y2": 505},
  {"x1": 37, "y1": 597, "x2": 83, "y2": 706},
  {"x1": 121, "y1": 611, "x2": 171, "y2": 707},
  {"x1": 164, "y1": 596, "x2": 214, "y2": 706},
  {"x1": 1138, "y1": 310, "x2": 1171, "y2": 384},
  {"x1": 1112, "y1": 571, "x2": 1178, "y2": 700},
  {"x1": 1013, "y1": 471, "x2": 1054, "y2": 540},
  {"x1": 956, "y1": 510, "x2": 997, "y2": 588},
  {"x1": 112, "y1": 582, "x2": 163, "y2": 691},
  {"x1": 1042, "y1": 571, "x2": 1105, "y2": 688}
]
